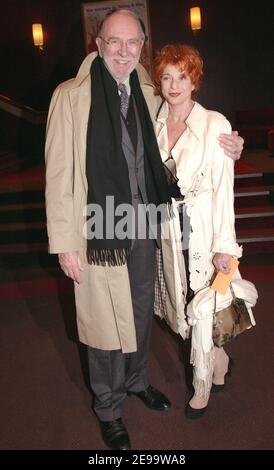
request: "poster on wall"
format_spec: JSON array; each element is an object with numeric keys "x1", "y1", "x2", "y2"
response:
[{"x1": 82, "y1": 0, "x2": 152, "y2": 73}]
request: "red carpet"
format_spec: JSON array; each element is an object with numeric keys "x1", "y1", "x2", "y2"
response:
[
  {"x1": 0, "y1": 280, "x2": 273, "y2": 450},
  {"x1": 0, "y1": 276, "x2": 73, "y2": 300}
]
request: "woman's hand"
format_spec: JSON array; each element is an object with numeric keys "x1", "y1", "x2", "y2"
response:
[
  {"x1": 213, "y1": 253, "x2": 232, "y2": 273},
  {"x1": 218, "y1": 131, "x2": 244, "y2": 160}
]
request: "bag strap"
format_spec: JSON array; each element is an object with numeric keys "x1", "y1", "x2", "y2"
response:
[
  {"x1": 213, "y1": 290, "x2": 217, "y2": 325},
  {"x1": 229, "y1": 284, "x2": 236, "y2": 300}
]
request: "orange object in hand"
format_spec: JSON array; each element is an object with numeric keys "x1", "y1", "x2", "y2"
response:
[{"x1": 211, "y1": 257, "x2": 239, "y2": 295}]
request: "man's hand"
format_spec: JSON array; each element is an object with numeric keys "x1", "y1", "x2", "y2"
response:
[
  {"x1": 218, "y1": 130, "x2": 244, "y2": 160},
  {"x1": 213, "y1": 253, "x2": 232, "y2": 274},
  {"x1": 58, "y1": 251, "x2": 84, "y2": 284}
]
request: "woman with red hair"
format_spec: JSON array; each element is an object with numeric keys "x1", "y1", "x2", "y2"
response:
[{"x1": 153, "y1": 45, "x2": 247, "y2": 419}]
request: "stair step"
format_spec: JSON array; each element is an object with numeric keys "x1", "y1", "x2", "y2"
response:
[
  {"x1": 0, "y1": 221, "x2": 46, "y2": 230},
  {"x1": 237, "y1": 226, "x2": 274, "y2": 240},
  {"x1": 240, "y1": 240, "x2": 274, "y2": 254},
  {"x1": 235, "y1": 211, "x2": 274, "y2": 229},
  {"x1": 0, "y1": 202, "x2": 44, "y2": 211},
  {"x1": 0, "y1": 226, "x2": 47, "y2": 244},
  {"x1": 0, "y1": 207, "x2": 45, "y2": 223},
  {"x1": 234, "y1": 172, "x2": 274, "y2": 186},
  {"x1": 236, "y1": 225, "x2": 274, "y2": 253},
  {"x1": 0, "y1": 242, "x2": 47, "y2": 254},
  {"x1": 0, "y1": 163, "x2": 45, "y2": 192},
  {"x1": 0, "y1": 252, "x2": 57, "y2": 270},
  {"x1": 240, "y1": 253, "x2": 274, "y2": 280},
  {"x1": 234, "y1": 172, "x2": 262, "y2": 179},
  {"x1": 240, "y1": 263, "x2": 274, "y2": 281},
  {"x1": 0, "y1": 163, "x2": 273, "y2": 261},
  {"x1": 240, "y1": 252, "x2": 274, "y2": 266},
  {"x1": 0, "y1": 190, "x2": 44, "y2": 205},
  {"x1": 235, "y1": 205, "x2": 274, "y2": 214},
  {"x1": 234, "y1": 173, "x2": 263, "y2": 188},
  {"x1": 235, "y1": 195, "x2": 271, "y2": 208},
  {"x1": 234, "y1": 185, "x2": 273, "y2": 210},
  {"x1": 235, "y1": 185, "x2": 272, "y2": 194}
]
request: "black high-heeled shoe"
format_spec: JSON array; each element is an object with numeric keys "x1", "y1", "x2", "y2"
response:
[
  {"x1": 211, "y1": 356, "x2": 234, "y2": 393},
  {"x1": 185, "y1": 401, "x2": 207, "y2": 419}
]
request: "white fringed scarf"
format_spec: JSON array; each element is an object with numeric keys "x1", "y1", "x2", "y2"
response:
[{"x1": 187, "y1": 278, "x2": 258, "y2": 397}]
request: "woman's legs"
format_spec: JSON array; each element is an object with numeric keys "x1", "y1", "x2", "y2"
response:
[
  {"x1": 189, "y1": 347, "x2": 229, "y2": 409},
  {"x1": 212, "y1": 346, "x2": 229, "y2": 385},
  {"x1": 189, "y1": 393, "x2": 209, "y2": 409}
]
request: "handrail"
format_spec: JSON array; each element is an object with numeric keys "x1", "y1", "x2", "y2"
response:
[{"x1": 0, "y1": 94, "x2": 47, "y2": 125}]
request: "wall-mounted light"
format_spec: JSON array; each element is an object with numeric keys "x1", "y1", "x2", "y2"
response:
[
  {"x1": 32, "y1": 23, "x2": 44, "y2": 50},
  {"x1": 190, "y1": 7, "x2": 201, "y2": 32}
]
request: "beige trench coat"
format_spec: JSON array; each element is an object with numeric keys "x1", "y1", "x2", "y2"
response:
[{"x1": 45, "y1": 52, "x2": 161, "y2": 352}]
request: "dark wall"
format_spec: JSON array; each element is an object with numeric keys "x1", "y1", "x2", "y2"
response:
[
  {"x1": 149, "y1": 0, "x2": 274, "y2": 124},
  {"x1": 0, "y1": 0, "x2": 273, "y2": 124},
  {"x1": 0, "y1": 0, "x2": 86, "y2": 109}
]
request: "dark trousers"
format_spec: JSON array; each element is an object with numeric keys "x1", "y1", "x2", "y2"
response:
[{"x1": 87, "y1": 237, "x2": 156, "y2": 421}]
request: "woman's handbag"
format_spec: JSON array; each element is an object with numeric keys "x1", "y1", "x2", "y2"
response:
[{"x1": 213, "y1": 285, "x2": 252, "y2": 348}]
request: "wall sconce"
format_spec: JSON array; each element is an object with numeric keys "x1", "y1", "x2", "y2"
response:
[
  {"x1": 32, "y1": 23, "x2": 44, "y2": 50},
  {"x1": 190, "y1": 7, "x2": 201, "y2": 32}
]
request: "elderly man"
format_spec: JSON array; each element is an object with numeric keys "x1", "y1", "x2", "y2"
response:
[{"x1": 45, "y1": 9, "x2": 243, "y2": 450}]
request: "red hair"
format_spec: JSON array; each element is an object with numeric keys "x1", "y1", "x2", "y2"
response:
[{"x1": 153, "y1": 44, "x2": 203, "y2": 96}]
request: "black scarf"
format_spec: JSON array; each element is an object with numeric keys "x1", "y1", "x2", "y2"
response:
[{"x1": 86, "y1": 56, "x2": 170, "y2": 265}]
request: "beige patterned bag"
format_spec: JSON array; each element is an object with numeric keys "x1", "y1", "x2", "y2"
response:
[{"x1": 213, "y1": 285, "x2": 252, "y2": 348}]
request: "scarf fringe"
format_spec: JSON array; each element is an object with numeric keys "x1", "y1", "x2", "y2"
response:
[
  {"x1": 87, "y1": 248, "x2": 130, "y2": 266},
  {"x1": 190, "y1": 347, "x2": 214, "y2": 398}
]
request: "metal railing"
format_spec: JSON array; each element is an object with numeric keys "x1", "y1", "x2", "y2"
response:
[{"x1": 0, "y1": 94, "x2": 47, "y2": 125}]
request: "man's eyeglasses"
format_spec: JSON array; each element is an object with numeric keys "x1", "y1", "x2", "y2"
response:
[{"x1": 99, "y1": 37, "x2": 143, "y2": 51}]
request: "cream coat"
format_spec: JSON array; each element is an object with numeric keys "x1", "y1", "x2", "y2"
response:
[
  {"x1": 45, "y1": 52, "x2": 161, "y2": 352},
  {"x1": 154, "y1": 101, "x2": 242, "y2": 335}
]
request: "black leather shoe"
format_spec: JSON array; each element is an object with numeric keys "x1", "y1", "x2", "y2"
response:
[
  {"x1": 99, "y1": 418, "x2": 131, "y2": 450},
  {"x1": 211, "y1": 356, "x2": 234, "y2": 393},
  {"x1": 127, "y1": 385, "x2": 171, "y2": 411},
  {"x1": 185, "y1": 402, "x2": 207, "y2": 420}
]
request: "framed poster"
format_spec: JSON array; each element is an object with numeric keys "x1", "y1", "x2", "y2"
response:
[{"x1": 82, "y1": 0, "x2": 152, "y2": 73}]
